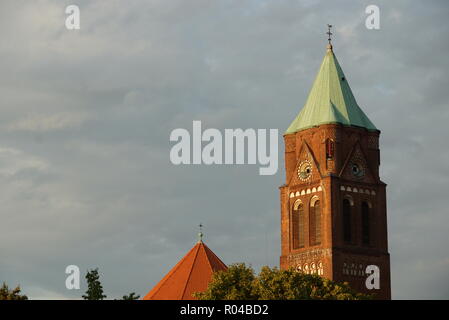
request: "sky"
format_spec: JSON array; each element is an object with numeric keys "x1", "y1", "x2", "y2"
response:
[{"x1": 0, "y1": 0, "x2": 448, "y2": 300}]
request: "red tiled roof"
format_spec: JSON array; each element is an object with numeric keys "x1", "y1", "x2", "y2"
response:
[{"x1": 143, "y1": 241, "x2": 227, "y2": 300}]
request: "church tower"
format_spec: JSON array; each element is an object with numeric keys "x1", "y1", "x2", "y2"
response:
[{"x1": 279, "y1": 36, "x2": 391, "y2": 299}]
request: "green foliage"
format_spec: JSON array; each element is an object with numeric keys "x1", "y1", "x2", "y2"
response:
[
  {"x1": 194, "y1": 263, "x2": 258, "y2": 300},
  {"x1": 121, "y1": 292, "x2": 140, "y2": 300},
  {"x1": 0, "y1": 282, "x2": 28, "y2": 300},
  {"x1": 82, "y1": 268, "x2": 107, "y2": 300},
  {"x1": 195, "y1": 263, "x2": 372, "y2": 300}
]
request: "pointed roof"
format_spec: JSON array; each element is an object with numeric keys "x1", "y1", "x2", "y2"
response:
[
  {"x1": 143, "y1": 240, "x2": 227, "y2": 300},
  {"x1": 285, "y1": 44, "x2": 377, "y2": 134}
]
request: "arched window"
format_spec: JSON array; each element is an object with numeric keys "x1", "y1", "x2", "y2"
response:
[
  {"x1": 343, "y1": 198, "x2": 352, "y2": 243},
  {"x1": 292, "y1": 201, "x2": 305, "y2": 249},
  {"x1": 362, "y1": 202, "x2": 370, "y2": 246},
  {"x1": 309, "y1": 198, "x2": 321, "y2": 246}
]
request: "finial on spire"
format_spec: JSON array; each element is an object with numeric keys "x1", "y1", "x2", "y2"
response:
[
  {"x1": 326, "y1": 24, "x2": 333, "y2": 51},
  {"x1": 197, "y1": 223, "x2": 204, "y2": 242}
]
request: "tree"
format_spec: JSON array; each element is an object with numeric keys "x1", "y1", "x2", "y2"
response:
[
  {"x1": 121, "y1": 292, "x2": 140, "y2": 300},
  {"x1": 82, "y1": 268, "x2": 107, "y2": 300},
  {"x1": 254, "y1": 266, "x2": 371, "y2": 300},
  {"x1": 195, "y1": 263, "x2": 258, "y2": 300},
  {"x1": 195, "y1": 263, "x2": 372, "y2": 300},
  {"x1": 0, "y1": 282, "x2": 28, "y2": 300}
]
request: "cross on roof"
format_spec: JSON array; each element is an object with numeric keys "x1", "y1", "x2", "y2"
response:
[
  {"x1": 326, "y1": 24, "x2": 333, "y2": 45},
  {"x1": 198, "y1": 223, "x2": 204, "y2": 242}
]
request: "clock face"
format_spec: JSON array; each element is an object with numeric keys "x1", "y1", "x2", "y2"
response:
[
  {"x1": 298, "y1": 160, "x2": 312, "y2": 181},
  {"x1": 351, "y1": 162, "x2": 365, "y2": 178}
]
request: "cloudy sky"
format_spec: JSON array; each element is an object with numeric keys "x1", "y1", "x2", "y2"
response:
[{"x1": 0, "y1": 0, "x2": 448, "y2": 299}]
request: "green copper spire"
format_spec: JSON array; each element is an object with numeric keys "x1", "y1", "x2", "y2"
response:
[{"x1": 285, "y1": 43, "x2": 377, "y2": 134}]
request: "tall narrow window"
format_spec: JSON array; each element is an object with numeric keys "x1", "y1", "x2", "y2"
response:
[
  {"x1": 292, "y1": 202, "x2": 305, "y2": 249},
  {"x1": 362, "y1": 202, "x2": 370, "y2": 245},
  {"x1": 298, "y1": 204, "x2": 305, "y2": 247},
  {"x1": 326, "y1": 139, "x2": 335, "y2": 159},
  {"x1": 343, "y1": 199, "x2": 352, "y2": 243},
  {"x1": 310, "y1": 199, "x2": 321, "y2": 245}
]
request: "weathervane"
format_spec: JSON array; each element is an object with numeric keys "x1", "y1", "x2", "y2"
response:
[
  {"x1": 198, "y1": 223, "x2": 204, "y2": 242},
  {"x1": 326, "y1": 24, "x2": 333, "y2": 45}
]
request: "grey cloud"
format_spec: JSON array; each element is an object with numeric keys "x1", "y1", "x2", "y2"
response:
[{"x1": 0, "y1": 0, "x2": 448, "y2": 299}]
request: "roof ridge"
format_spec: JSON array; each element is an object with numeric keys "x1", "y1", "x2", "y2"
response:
[
  {"x1": 201, "y1": 243, "x2": 214, "y2": 273},
  {"x1": 330, "y1": 52, "x2": 350, "y2": 122},
  {"x1": 179, "y1": 242, "x2": 201, "y2": 299},
  {"x1": 202, "y1": 242, "x2": 227, "y2": 270}
]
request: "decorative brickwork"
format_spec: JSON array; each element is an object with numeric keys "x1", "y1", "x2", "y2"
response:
[{"x1": 280, "y1": 124, "x2": 391, "y2": 299}]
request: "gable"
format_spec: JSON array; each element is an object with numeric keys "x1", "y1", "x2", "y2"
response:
[
  {"x1": 340, "y1": 142, "x2": 376, "y2": 184},
  {"x1": 287, "y1": 141, "x2": 322, "y2": 187}
]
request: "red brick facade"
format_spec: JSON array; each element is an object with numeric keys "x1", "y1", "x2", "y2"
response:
[{"x1": 279, "y1": 124, "x2": 391, "y2": 299}]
